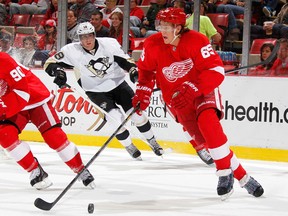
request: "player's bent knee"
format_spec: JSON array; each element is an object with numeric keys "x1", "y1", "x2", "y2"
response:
[
  {"x1": 130, "y1": 109, "x2": 148, "y2": 127},
  {"x1": 42, "y1": 127, "x2": 68, "y2": 150},
  {"x1": 0, "y1": 124, "x2": 19, "y2": 148},
  {"x1": 107, "y1": 108, "x2": 126, "y2": 133}
]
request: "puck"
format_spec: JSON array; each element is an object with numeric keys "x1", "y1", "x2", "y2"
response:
[{"x1": 88, "y1": 203, "x2": 94, "y2": 214}]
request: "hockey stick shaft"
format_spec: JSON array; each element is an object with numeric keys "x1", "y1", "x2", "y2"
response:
[
  {"x1": 34, "y1": 105, "x2": 139, "y2": 211},
  {"x1": 225, "y1": 41, "x2": 280, "y2": 74}
]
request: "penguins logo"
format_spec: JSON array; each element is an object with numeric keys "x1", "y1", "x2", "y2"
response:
[{"x1": 85, "y1": 57, "x2": 111, "y2": 78}]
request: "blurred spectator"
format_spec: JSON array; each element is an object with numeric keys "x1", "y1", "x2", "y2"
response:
[
  {"x1": 36, "y1": 19, "x2": 57, "y2": 56},
  {"x1": 249, "y1": 43, "x2": 276, "y2": 76},
  {"x1": 0, "y1": 31, "x2": 17, "y2": 57},
  {"x1": 38, "y1": 0, "x2": 58, "y2": 34},
  {"x1": 173, "y1": 0, "x2": 192, "y2": 15},
  {"x1": 0, "y1": 0, "x2": 9, "y2": 25},
  {"x1": 90, "y1": 11, "x2": 109, "y2": 37},
  {"x1": 130, "y1": 0, "x2": 144, "y2": 27},
  {"x1": 109, "y1": 11, "x2": 134, "y2": 47},
  {"x1": 186, "y1": 1, "x2": 222, "y2": 44},
  {"x1": 14, "y1": 36, "x2": 37, "y2": 67},
  {"x1": 262, "y1": 0, "x2": 278, "y2": 17},
  {"x1": 251, "y1": 3, "x2": 288, "y2": 40},
  {"x1": 67, "y1": 9, "x2": 79, "y2": 43},
  {"x1": 70, "y1": 0, "x2": 99, "y2": 23},
  {"x1": 100, "y1": 0, "x2": 120, "y2": 20},
  {"x1": 131, "y1": 0, "x2": 169, "y2": 38},
  {"x1": 270, "y1": 38, "x2": 288, "y2": 76},
  {"x1": 68, "y1": 0, "x2": 77, "y2": 8},
  {"x1": 100, "y1": 0, "x2": 122, "y2": 27},
  {"x1": 216, "y1": 0, "x2": 244, "y2": 41},
  {"x1": 207, "y1": 0, "x2": 217, "y2": 13},
  {"x1": 94, "y1": 0, "x2": 105, "y2": 8},
  {"x1": 9, "y1": 0, "x2": 48, "y2": 18}
]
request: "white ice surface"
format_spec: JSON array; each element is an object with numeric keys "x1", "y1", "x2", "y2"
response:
[{"x1": 0, "y1": 142, "x2": 287, "y2": 216}]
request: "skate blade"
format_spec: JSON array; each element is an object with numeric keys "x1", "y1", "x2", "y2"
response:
[
  {"x1": 160, "y1": 148, "x2": 174, "y2": 158},
  {"x1": 87, "y1": 181, "x2": 96, "y2": 189},
  {"x1": 208, "y1": 162, "x2": 215, "y2": 167},
  {"x1": 34, "y1": 178, "x2": 53, "y2": 190},
  {"x1": 220, "y1": 189, "x2": 234, "y2": 201},
  {"x1": 163, "y1": 148, "x2": 173, "y2": 154},
  {"x1": 134, "y1": 156, "x2": 142, "y2": 161}
]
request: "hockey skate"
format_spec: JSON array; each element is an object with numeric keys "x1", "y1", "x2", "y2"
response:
[
  {"x1": 239, "y1": 174, "x2": 264, "y2": 197},
  {"x1": 216, "y1": 169, "x2": 234, "y2": 200},
  {"x1": 147, "y1": 137, "x2": 164, "y2": 156},
  {"x1": 79, "y1": 168, "x2": 95, "y2": 189},
  {"x1": 30, "y1": 158, "x2": 52, "y2": 190},
  {"x1": 125, "y1": 143, "x2": 142, "y2": 160},
  {"x1": 197, "y1": 149, "x2": 214, "y2": 166}
]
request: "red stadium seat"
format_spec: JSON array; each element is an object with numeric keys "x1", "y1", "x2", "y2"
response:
[
  {"x1": 29, "y1": 14, "x2": 45, "y2": 29},
  {"x1": 10, "y1": 14, "x2": 31, "y2": 26},
  {"x1": 206, "y1": 13, "x2": 229, "y2": 50},
  {"x1": 235, "y1": 14, "x2": 257, "y2": 25},
  {"x1": 13, "y1": 33, "x2": 31, "y2": 48},
  {"x1": 250, "y1": 38, "x2": 277, "y2": 54}
]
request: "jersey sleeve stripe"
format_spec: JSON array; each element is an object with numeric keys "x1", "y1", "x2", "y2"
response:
[
  {"x1": 209, "y1": 66, "x2": 225, "y2": 76},
  {"x1": 13, "y1": 89, "x2": 30, "y2": 102}
]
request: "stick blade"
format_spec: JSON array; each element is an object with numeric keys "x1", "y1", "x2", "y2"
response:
[{"x1": 34, "y1": 198, "x2": 54, "y2": 211}]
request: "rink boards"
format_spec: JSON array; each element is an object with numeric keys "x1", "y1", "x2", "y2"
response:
[{"x1": 19, "y1": 70, "x2": 288, "y2": 162}]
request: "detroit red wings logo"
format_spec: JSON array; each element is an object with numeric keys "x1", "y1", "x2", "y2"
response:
[{"x1": 162, "y1": 59, "x2": 193, "y2": 82}]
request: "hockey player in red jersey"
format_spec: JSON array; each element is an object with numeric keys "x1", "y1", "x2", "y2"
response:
[
  {"x1": 132, "y1": 8, "x2": 264, "y2": 200},
  {"x1": 0, "y1": 53, "x2": 95, "y2": 190}
]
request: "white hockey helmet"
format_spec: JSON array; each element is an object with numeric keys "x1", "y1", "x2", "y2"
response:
[{"x1": 77, "y1": 22, "x2": 95, "y2": 35}]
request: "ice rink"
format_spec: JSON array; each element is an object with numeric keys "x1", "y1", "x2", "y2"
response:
[{"x1": 0, "y1": 142, "x2": 287, "y2": 216}]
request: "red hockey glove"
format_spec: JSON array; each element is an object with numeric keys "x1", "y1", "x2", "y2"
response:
[
  {"x1": 171, "y1": 81, "x2": 202, "y2": 110},
  {"x1": 132, "y1": 84, "x2": 153, "y2": 115}
]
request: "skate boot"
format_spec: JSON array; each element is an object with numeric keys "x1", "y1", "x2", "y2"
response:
[
  {"x1": 30, "y1": 158, "x2": 52, "y2": 190},
  {"x1": 197, "y1": 149, "x2": 214, "y2": 166},
  {"x1": 125, "y1": 143, "x2": 142, "y2": 160},
  {"x1": 239, "y1": 174, "x2": 264, "y2": 197},
  {"x1": 216, "y1": 169, "x2": 234, "y2": 200},
  {"x1": 147, "y1": 137, "x2": 164, "y2": 156},
  {"x1": 79, "y1": 168, "x2": 95, "y2": 189}
]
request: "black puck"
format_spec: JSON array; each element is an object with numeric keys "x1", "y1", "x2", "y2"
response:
[{"x1": 88, "y1": 203, "x2": 94, "y2": 214}]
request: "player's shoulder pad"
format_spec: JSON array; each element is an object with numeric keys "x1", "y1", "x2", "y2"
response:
[
  {"x1": 97, "y1": 37, "x2": 120, "y2": 47},
  {"x1": 143, "y1": 33, "x2": 162, "y2": 48}
]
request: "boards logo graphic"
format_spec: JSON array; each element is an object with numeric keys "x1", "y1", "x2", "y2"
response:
[{"x1": 51, "y1": 88, "x2": 106, "y2": 131}]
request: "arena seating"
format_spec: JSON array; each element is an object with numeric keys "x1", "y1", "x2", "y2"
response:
[{"x1": 250, "y1": 38, "x2": 277, "y2": 54}]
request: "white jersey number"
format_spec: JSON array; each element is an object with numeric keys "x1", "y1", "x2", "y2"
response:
[
  {"x1": 200, "y1": 44, "x2": 215, "y2": 59},
  {"x1": 10, "y1": 66, "x2": 25, "y2": 82}
]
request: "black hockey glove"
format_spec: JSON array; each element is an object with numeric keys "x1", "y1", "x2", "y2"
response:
[
  {"x1": 53, "y1": 68, "x2": 67, "y2": 88},
  {"x1": 129, "y1": 67, "x2": 138, "y2": 83}
]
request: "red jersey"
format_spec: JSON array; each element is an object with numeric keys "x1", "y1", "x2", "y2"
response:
[
  {"x1": 0, "y1": 52, "x2": 51, "y2": 118},
  {"x1": 137, "y1": 31, "x2": 225, "y2": 105},
  {"x1": 130, "y1": 7, "x2": 144, "y2": 21},
  {"x1": 270, "y1": 58, "x2": 288, "y2": 76}
]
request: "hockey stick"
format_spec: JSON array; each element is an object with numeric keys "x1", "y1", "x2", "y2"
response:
[
  {"x1": 34, "y1": 104, "x2": 139, "y2": 211},
  {"x1": 225, "y1": 40, "x2": 280, "y2": 74}
]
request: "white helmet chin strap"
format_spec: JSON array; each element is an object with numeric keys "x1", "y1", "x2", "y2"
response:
[{"x1": 169, "y1": 28, "x2": 180, "y2": 45}]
